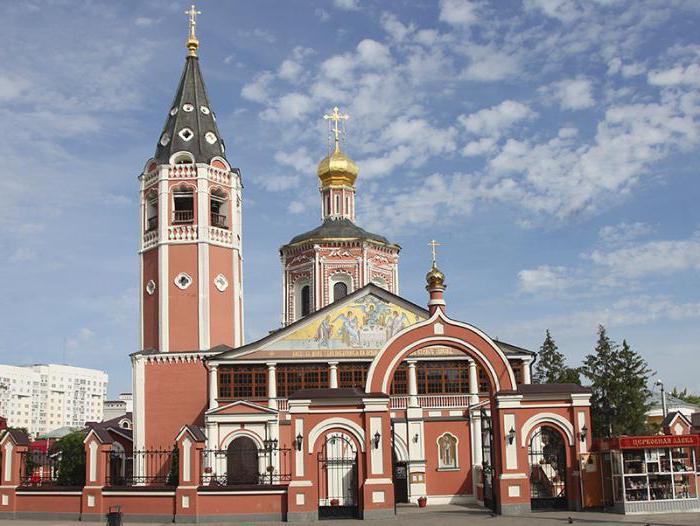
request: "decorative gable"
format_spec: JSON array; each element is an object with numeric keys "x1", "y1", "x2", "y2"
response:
[{"x1": 207, "y1": 400, "x2": 277, "y2": 416}]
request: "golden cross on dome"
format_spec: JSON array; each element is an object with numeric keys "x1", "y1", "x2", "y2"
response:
[
  {"x1": 185, "y1": 4, "x2": 202, "y2": 56},
  {"x1": 428, "y1": 239, "x2": 442, "y2": 266},
  {"x1": 323, "y1": 106, "x2": 349, "y2": 152}
]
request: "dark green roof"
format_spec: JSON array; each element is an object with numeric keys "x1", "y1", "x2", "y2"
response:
[{"x1": 286, "y1": 218, "x2": 395, "y2": 246}]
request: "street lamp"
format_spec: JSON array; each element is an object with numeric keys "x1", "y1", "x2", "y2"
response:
[
  {"x1": 655, "y1": 379, "x2": 667, "y2": 418},
  {"x1": 295, "y1": 433, "x2": 303, "y2": 452}
]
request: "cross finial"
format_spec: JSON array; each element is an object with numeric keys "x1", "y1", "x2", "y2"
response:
[
  {"x1": 185, "y1": 4, "x2": 202, "y2": 56},
  {"x1": 323, "y1": 106, "x2": 349, "y2": 153},
  {"x1": 428, "y1": 239, "x2": 442, "y2": 266}
]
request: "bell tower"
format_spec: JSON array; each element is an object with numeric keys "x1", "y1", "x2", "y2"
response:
[{"x1": 139, "y1": 6, "x2": 244, "y2": 353}]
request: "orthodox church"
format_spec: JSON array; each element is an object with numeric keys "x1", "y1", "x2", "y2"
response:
[{"x1": 131, "y1": 9, "x2": 592, "y2": 520}]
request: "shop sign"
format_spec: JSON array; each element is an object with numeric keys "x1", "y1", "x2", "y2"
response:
[{"x1": 616, "y1": 434, "x2": 700, "y2": 449}]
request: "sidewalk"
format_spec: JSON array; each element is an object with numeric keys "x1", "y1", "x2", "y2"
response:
[{"x1": 0, "y1": 505, "x2": 698, "y2": 525}]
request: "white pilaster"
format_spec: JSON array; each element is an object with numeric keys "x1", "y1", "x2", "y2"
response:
[
  {"x1": 407, "y1": 360, "x2": 418, "y2": 408},
  {"x1": 158, "y1": 174, "x2": 169, "y2": 352},
  {"x1": 197, "y1": 170, "x2": 210, "y2": 350},
  {"x1": 208, "y1": 365, "x2": 218, "y2": 410},
  {"x1": 522, "y1": 358, "x2": 532, "y2": 384},
  {"x1": 469, "y1": 359, "x2": 479, "y2": 405},
  {"x1": 329, "y1": 362, "x2": 338, "y2": 388},
  {"x1": 267, "y1": 362, "x2": 277, "y2": 409}
]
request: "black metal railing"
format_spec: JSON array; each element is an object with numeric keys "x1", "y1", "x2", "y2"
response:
[
  {"x1": 173, "y1": 210, "x2": 194, "y2": 223},
  {"x1": 20, "y1": 451, "x2": 62, "y2": 486},
  {"x1": 200, "y1": 444, "x2": 291, "y2": 487},
  {"x1": 105, "y1": 448, "x2": 177, "y2": 487}
]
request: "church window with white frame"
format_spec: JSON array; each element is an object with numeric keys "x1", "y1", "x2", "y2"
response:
[{"x1": 437, "y1": 433, "x2": 458, "y2": 469}]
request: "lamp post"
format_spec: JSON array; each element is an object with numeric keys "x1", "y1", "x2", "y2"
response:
[{"x1": 655, "y1": 379, "x2": 667, "y2": 418}]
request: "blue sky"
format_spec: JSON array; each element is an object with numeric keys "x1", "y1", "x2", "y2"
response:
[{"x1": 1, "y1": 0, "x2": 699, "y2": 398}]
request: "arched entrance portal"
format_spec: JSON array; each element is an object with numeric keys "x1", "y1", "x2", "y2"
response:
[
  {"x1": 226, "y1": 436, "x2": 259, "y2": 485},
  {"x1": 528, "y1": 426, "x2": 567, "y2": 509},
  {"x1": 317, "y1": 432, "x2": 358, "y2": 519}
]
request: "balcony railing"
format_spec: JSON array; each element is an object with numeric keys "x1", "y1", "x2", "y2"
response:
[
  {"x1": 173, "y1": 210, "x2": 194, "y2": 223},
  {"x1": 389, "y1": 394, "x2": 473, "y2": 409},
  {"x1": 210, "y1": 212, "x2": 228, "y2": 229}
]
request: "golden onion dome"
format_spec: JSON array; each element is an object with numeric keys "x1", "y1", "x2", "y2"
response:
[
  {"x1": 317, "y1": 145, "x2": 359, "y2": 188},
  {"x1": 425, "y1": 264, "x2": 446, "y2": 289}
]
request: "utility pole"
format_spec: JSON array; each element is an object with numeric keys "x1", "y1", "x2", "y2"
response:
[{"x1": 656, "y1": 379, "x2": 667, "y2": 418}]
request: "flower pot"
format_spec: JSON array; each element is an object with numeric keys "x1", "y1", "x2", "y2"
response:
[
  {"x1": 418, "y1": 497, "x2": 427, "y2": 508},
  {"x1": 330, "y1": 499, "x2": 340, "y2": 506}
]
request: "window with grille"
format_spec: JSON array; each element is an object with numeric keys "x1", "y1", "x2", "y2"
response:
[
  {"x1": 390, "y1": 363, "x2": 408, "y2": 395},
  {"x1": 338, "y1": 363, "x2": 369, "y2": 389},
  {"x1": 416, "y1": 361, "x2": 469, "y2": 394},
  {"x1": 217, "y1": 366, "x2": 267, "y2": 400},
  {"x1": 276, "y1": 364, "x2": 329, "y2": 397},
  {"x1": 300, "y1": 285, "x2": 311, "y2": 317}
]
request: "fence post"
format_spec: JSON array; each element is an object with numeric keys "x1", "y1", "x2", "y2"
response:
[
  {"x1": 175, "y1": 425, "x2": 206, "y2": 522},
  {"x1": 0, "y1": 430, "x2": 29, "y2": 518},
  {"x1": 81, "y1": 427, "x2": 112, "y2": 521}
]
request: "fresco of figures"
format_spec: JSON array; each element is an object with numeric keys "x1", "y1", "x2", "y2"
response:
[{"x1": 269, "y1": 294, "x2": 425, "y2": 350}]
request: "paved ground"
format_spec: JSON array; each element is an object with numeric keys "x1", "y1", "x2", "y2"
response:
[{"x1": 1, "y1": 505, "x2": 699, "y2": 525}]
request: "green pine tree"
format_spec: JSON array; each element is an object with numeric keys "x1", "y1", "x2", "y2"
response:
[
  {"x1": 533, "y1": 329, "x2": 581, "y2": 385},
  {"x1": 582, "y1": 326, "x2": 651, "y2": 438},
  {"x1": 670, "y1": 387, "x2": 700, "y2": 406}
]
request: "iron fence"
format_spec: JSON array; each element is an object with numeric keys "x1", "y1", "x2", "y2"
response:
[
  {"x1": 105, "y1": 448, "x2": 178, "y2": 487},
  {"x1": 20, "y1": 450, "x2": 63, "y2": 486},
  {"x1": 200, "y1": 445, "x2": 291, "y2": 486}
]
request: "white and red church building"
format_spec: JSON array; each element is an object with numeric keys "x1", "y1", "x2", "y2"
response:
[
  {"x1": 125, "y1": 14, "x2": 594, "y2": 521},
  {"x1": 0, "y1": 11, "x2": 599, "y2": 523}
]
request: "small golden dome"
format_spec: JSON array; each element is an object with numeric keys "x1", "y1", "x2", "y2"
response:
[
  {"x1": 317, "y1": 146, "x2": 359, "y2": 188},
  {"x1": 426, "y1": 264, "x2": 446, "y2": 289}
]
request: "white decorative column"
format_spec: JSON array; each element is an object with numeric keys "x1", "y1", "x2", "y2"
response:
[
  {"x1": 267, "y1": 362, "x2": 277, "y2": 409},
  {"x1": 407, "y1": 360, "x2": 418, "y2": 408},
  {"x1": 208, "y1": 364, "x2": 218, "y2": 410},
  {"x1": 468, "y1": 359, "x2": 479, "y2": 406},
  {"x1": 522, "y1": 358, "x2": 532, "y2": 384},
  {"x1": 470, "y1": 408, "x2": 483, "y2": 498},
  {"x1": 329, "y1": 362, "x2": 338, "y2": 388}
]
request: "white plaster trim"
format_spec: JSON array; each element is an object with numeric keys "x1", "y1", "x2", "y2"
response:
[
  {"x1": 377, "y1": 336, "x2": 505, "y2": 394},
  {"x1": 183, "y1": 436, "x2": 192, "y2": 482},
  {"x1": 295, "y1": 420, "x2": 304, "y2": 478},
  {"x1": 308, "y1": 418, "x2": 366, "y2": 453},
  {"x1": 16, "y1": 491, "x2": 83, "y2": 495},
  {"x1": 219, "y1": 429, "x2": 264, "y2": 450},
  {"x1": 393, "y1": 433, "x2": 409, "y2": 463},
  {"x1": 132, "y1": 355, "x2": 146, "y2": 462},
  {"x1": 289, "y1": 480, "x2": 313, "y2": 487},
  {"x1": 504, "y1": 413, "x2": 517, "y2": 469},
  {"x1": 198, "y1": 490, "x2": 286, "y2": 495},
  {"x1": 88, "y1": 441, "x2": 98, "y2": 482},
  {"x1": 424, "y1": 494, "x2": 475, "y2": 505},
  {"x1": 520, "y1": 412, "x2": 575, "y2": 446},
  {"x1": 3, "y1": 443, "x2": 12, "y2": 483},
  {"x1": 364, "y1": 478, "x2": 392, "y2": 485},
  {"x1": 499, "y1": 473, "x2": 528, "y2": 479},
  {"x1": 370, "y1": 416, "x2": 383, "y2": 475}
]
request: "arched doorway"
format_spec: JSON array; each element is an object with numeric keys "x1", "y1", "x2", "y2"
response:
[
  {"x1": 226, "y1": 436, "x2": 259, "y2": 485},
  {"x1": 528, "y1": 426, "x2": 567, "y2": 509},
  {"x1": 317, "y1": 432, "x2": 358, "y2": 519},
  {"x1": 392, "y1": 451, "x2": 408, "y2": 504}
]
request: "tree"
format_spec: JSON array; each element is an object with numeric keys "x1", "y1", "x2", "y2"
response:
[
  {"x1": 582, "y1": 326, "x2": 651, "y2": 438},
  {"x1": 533, "y1": 330, "x2": 581, "y2": 385},
  {"x1": 50, "y1": 430, "x2": 87, "y2": 486},
  {"x1": 670, "y1": 387, "x2": 700, "y2": 406}
]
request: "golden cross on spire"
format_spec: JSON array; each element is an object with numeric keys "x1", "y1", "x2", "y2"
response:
[
  {"x1": 323, "y1": 106, "x2": 349, "y2": 152},
  {"x1": 428, "y1": 239, "x2": 442, "y2": 267},
  {"x1": 185, "y1": 4, "x2": 202, "y2": 56}
]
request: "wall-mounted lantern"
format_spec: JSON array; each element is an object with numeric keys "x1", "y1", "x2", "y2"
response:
[
  {"x1": 506, "y1": 427, "x2": 516, "y2": 445},
  {"x1": 580, "y1": 425, "x2": 588, "y2": 443},
  {"x1": 295, "y1": 433, "x2": 303, "y2": 452},
  {"x1": 373, "y1": 431, "x2": 381, "y2": 449},
  {"x1": 413, "y1": 433, "x2": 419, "y2": 444}
]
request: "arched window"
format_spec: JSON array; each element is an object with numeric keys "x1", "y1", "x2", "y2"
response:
[
  {"x1": 438, "y1": 433, "x2": 458, "y2": 469},
  {"x1": 301, "y1": 285, "x2": 311, "y2": 317},
  {"x1": 226, "y1": 436, "x2": 259, "y2": 485},
  {"x1": 333, "y1": 282, "x2": 348, "y2": 301},
  {"x1": 335, "y1": 194, "x2": 340, "y2": 215},
  {"x1": 172, "y1": 184, "x2": 195, "y2": 223},
  {"x1": 210, "y1": 188, "x2": 228, "y2": 229},
  {"x1": 145, "y1": 192, "x2": 158, "y2": 231}
]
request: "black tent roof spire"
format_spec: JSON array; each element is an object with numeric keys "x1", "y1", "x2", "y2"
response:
[{"x1": 154, "y1": 5, "x2": 227, "y2": 165}]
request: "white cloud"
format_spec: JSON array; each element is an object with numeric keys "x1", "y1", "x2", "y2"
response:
[
  {"x1": 0, "y1": 75, "x2": 31, "y2": 101},
  {"x1": 648, "y1": 63, "x2": 700, "y2": 87},
  {"x1": 462, "y1": 137, "x2": 497, "y2": 157},
  {"x1": 356, "y1": 39, "x2": 392, "y2": 68},
  {"x1": 278, "y1": 59, "x2": 303, "y2": 81},
  {"x1": 461, "y1": 46, "x2": 520, "y2": 81},
  {"x1": 599, "y1": 222, "x2": 653, "y2": 245},
  {"x1": 587, "y1": 236, "x2": 700, "y2": 279},
  {"x1": 274, "y1": 147, "x2": 316, "y2": 175},
  {"x1": 134, "y1": 16, "x2": 157, "y2": 27},
  {"x1": 380, "y1": 12, "x2": 414, "y2": 42},
  {"x1": 542, "y1": 77, "x2": 595, "y2": 110},
  {"x1": 333, "y1": 0, "x2": 359, "y2": 11},
  {"x1": 288, "y1": 201, "x2": 306, "y2": 214},
  {"x1": 524, "y1": 0, "x2": 582, "y2": 23},
  {"x1": 261, "y1": 92, "x2": 313, "y2": 122},
  {"x1": 241, "y1": 72, "x2": 274, "y2": 103},
  {"x1": 439, "y1": 0, "x2": 480, "y2": 27},
  {"x1": 607, "y1": 57, "x2": 646, "y2": 78},
  {"x1": 258, "y1": 174, "x2": 301, "y2": 192},
  {"x1": 518, "y1": 265, "x2": 574, "y2": 294},
  {"x1": 459, "y1": 100, "x2": 535, "y2": 136},
  {"x1": 8, "y1": 247, "x2": 36, "y2": 263}
]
